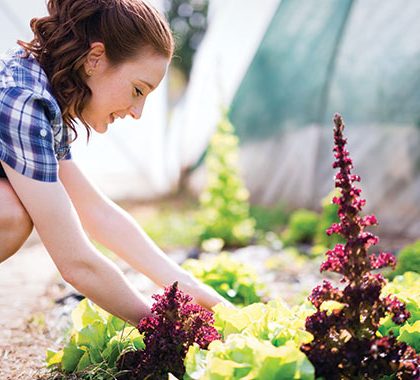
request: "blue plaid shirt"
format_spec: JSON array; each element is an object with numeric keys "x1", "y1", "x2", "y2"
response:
[{"x1": 0, "y1": 47, "x2": 72, "y2": 182}]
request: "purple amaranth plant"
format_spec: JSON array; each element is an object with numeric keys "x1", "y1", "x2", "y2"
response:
[
  {"x1": 117, "y1": 281, "x2": 221, "y2": 380},
  {"x1": 300, "y1": 114, "x2": 420, "y2": 380}
]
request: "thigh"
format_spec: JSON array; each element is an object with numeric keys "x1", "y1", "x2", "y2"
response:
[
  {"x1": 0, "y1": 162, "x2": 26, "y2": 208},
  {"x1": 0, "y1": 173, "x2": 32, "y2": 225},
  {"x1": 0, "y1": 176, "x2": 34, "y2": 262},
  {"x1": 0, "y1": 176, "x2": 21, "y2": 207},
  {"x1": 0, "y1": 161, "x2": 34, "y2": 223}
]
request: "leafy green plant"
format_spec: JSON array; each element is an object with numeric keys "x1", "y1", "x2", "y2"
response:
[
  {"x1": 280, "y1": 209, "x2": 319, "y2": 246},
  {"x1": 46, "y1": 299, "x2": 144, "y2": 377},
  {"x1": 140, "y1": 206, "x2": 200, "y2": 249},
  {"x1": 197, "y1": 110, "x2": 256, "y2": 248},
  {"x1": 379, "y1": 272, "x2": 420, "y2": 352},
  {"x1": 389, "y1": 240, "x2": 420, "y2": 279},
  {"x1": 249, "y1": 203, "x2": 288, "y2": 233},
  {"x1": 281, "y1": 191, "x2": 345, "y2": 254},
  {"x1": 182, "y1": 252, "x2": 267, "y2": 306},
  {"x1": 184, "y1": 300, "x2": 315, "y2": 379}
]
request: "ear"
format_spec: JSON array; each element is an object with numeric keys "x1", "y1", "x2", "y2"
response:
[{"x1": 83, "y1": 42, "x2": 106, "y2": 76}]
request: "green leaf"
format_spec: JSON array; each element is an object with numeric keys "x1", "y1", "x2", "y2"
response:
[
  {"x1": 71, "y1": 299, "x2": 106, "y2": 331},
  {"x1": 106, "y1": 314, "x2": 126, "y2": 336},
  {"x1": 184, "y1": 344, "x2": 209, "y2": 380},
  {"x1": 207, "y1": 357, "x2": 238, "y2": 377},
  {"x1": 45, "y1": 349, "x2": 63, "y2": 368},
  {"x1": 102, "y1": 339, "x2": 125, "y2": 368},
  {"x1": 61, "y1": 340, "x2": 85, "y2": 372},
  {"x1": 295, "y1": 351, "x2": 316, "y2": 380},
  {"x1": 88, "y1": 346, "x2": 104, "y2": 364},
  {"x1": 76, "y1": 351, "x2": 92, "y2": 371},
  {"x1": 75, "y1": 320, "x2": 107, "y2": 350},
  {"x1": 398, "y1": 320, "x2": 420, "y2": 351},
  {"x1": 132, "y1": 335, "x2": 146, "y2": 350}
]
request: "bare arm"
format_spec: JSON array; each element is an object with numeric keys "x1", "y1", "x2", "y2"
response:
[
  {"x1": 2, "y1": 161, "x2": 152, "y2": 325},
  {"x1": 59, "y1": 160, "x2": 230, "y2": 310}
]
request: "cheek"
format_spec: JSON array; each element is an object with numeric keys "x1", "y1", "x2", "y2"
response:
[
  {"x1": 86, "y1": 73, "x2": 134, "y2": 118},
  {"x1": 103, "y1": 83, "x2": 132, "y2": 112}
]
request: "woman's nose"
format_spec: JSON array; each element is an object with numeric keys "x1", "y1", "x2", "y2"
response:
[{"x1": 129, "y1": 105, "x2": 142, "y2": 120}]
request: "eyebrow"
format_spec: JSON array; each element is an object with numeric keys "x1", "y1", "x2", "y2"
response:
[{"x1": 136, "y1": 79, "x2": 155, "y2": 91}]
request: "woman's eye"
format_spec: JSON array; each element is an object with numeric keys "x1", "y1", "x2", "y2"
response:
[{"x1": 135, "y1": 87, "x2": 144, "y2": 97}]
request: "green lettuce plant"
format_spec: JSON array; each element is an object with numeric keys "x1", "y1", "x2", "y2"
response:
[
  {"x1": 281, "y1": 191, "x2": 344, "y2": 253},
  {"x1": 379, "y1": 272, "x2": 420, "y2": 352},
  {"x1": 182, "y1": 252, "x2": 267, "y2": 306},
  {"x1": 280, "y1": 209, "x2": 319, "y2": 246},
  {"x1": 184, "y1": 300, "x2": 316, "y2": 379},
  {"x1": 197, "y1": 110, "x2": 256, "y2": 248},
  {"x1": 46, "y1": 299, "x2": 144, "y2": 377},
  {"x1": 249, "y1": 203, "x2": 288, "y2": 233},
  {"x1": 389, "y1": 240, "x2": 420, "y2": 279}
]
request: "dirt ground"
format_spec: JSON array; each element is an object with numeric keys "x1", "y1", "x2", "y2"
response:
[{"x1": 0, "y1": 275, "x2": 67, "y2": 380}]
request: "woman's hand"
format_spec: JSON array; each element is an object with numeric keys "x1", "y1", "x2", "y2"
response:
[
  {"x1": 176, "y1": 273, "x2": 236, "y2": 312},
  {"x1": 198, "y1": 283, "x2": 237, "y2": 312}
]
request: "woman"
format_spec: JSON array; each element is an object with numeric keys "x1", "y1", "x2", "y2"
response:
[{"x1": 0, "y1": 0, "x2": 229, "y2": 326}]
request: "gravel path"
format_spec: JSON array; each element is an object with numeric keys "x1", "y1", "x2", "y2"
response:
[{"x1": 0, "y1": 232, "x2": 61, "y2": 379}]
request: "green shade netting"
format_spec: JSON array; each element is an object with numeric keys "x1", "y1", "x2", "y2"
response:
[{"x1": 230, "y1": 0, "x2": 420, "y2": 142}]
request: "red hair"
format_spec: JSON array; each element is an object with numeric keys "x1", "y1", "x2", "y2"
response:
[{"x1": 18, "y1": 0, "x2": 174, "y2": 139}]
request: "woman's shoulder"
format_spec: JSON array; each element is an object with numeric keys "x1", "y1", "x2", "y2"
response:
[
  {"x1": 1, "y1": 46, "x2": 51, "y2": 98},
  {"x1": 0, "y1": 46, "x2": 62, "y2": 121}
]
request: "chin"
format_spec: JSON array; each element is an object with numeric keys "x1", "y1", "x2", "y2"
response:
[{"x1": 92, "y1": 122, "x2": 109, "y2": 134}]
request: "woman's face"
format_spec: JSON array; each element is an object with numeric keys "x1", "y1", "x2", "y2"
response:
[{"x1": 82, "y1": 43, "x2": 169, "y2": 133}]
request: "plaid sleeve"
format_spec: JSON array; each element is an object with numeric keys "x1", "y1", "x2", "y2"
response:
[{"x1": 0, "y1": 86, "x2": 59, "y2": 182}]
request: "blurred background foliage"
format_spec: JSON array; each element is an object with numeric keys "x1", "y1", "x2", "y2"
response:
[{"x1": 163, "y1": 0, "x2": 209, "y2": 81}]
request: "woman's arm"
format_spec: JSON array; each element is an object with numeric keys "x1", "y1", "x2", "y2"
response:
[
  {"x1": 2, "y1": 161, "x2": 152, "y2": 325},
  {"x1": 59, "y1": 160, "x2": 230, "y2": 310}
]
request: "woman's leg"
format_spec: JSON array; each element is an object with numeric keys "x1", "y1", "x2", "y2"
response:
[{"x1": 0, "y1": 179, "x2": 34, "y2": 263}]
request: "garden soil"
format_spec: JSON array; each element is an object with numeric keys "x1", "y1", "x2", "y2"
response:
[{"x1": 0, "y1": 233, "x2": 60, "y2": 379}]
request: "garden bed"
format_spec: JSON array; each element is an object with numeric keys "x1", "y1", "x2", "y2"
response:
[
  {"x1": 1, "y1": 191, "x2": 417, "y2": 379},
  {"x1": 2, "y1": 243, "x2": 326, "y2": 379}
]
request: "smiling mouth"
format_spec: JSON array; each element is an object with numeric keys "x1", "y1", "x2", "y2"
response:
[
  {"x1": 110, "y1": 113, "x2": 120, "y2": 124},
  {"x1": 110, "y1": 113, "x2": 124, "y2": 124}
]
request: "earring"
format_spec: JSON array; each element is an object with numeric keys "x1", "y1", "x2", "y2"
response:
[{"x1": 87, "y1": 69, "x2": 93, "y2": 76}]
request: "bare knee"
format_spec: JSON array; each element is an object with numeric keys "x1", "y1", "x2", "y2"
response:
[
  {"x1": 2, "y1": 202, "x2": 34, "y2": 238},
  {"x1": 0, "y1": 180, "x2": 34, "y2": 262}
]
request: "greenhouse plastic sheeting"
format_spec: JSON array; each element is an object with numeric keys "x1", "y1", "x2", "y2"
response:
[{"x1": 176, "y1": 0, "x2": 420, "y2": 238}]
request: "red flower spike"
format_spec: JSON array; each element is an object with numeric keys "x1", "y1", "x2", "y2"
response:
[
  {"x1": 301, "y1": 114, "x2": 419, "y2": 380},
  {"x1": 326, "y1": 223, "x2": 342, "y2": 236},
  {"x1": 369, "y1": 252, "x2": 397, "y2": 270},
  {"x1": 364, "y1": 214, "x2": 378, "y2": 225}
]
